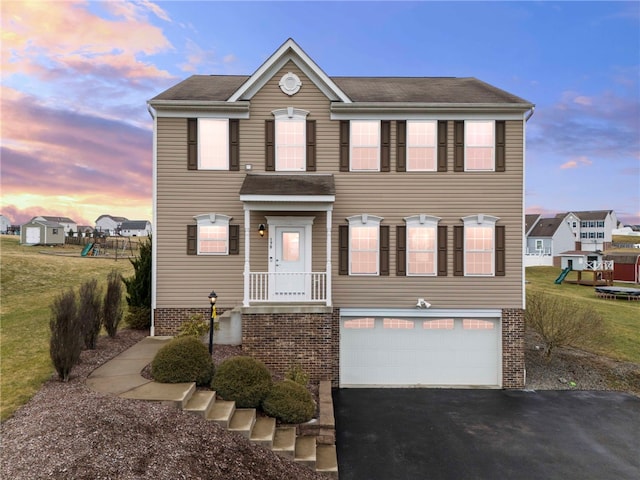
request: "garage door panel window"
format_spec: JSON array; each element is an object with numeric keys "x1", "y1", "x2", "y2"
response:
[
  {"x1": 423, "y1": 319, "x2": 454, "y2": 330},
  {"x1": 463, "y1": 319, "x2": 495, "y2": 330},
  {"x1": 383, "y1": 318, "x2": 414, "y2": 329},
  {"x1": 343, "y1": 318, "x2": 375, "y2": 329}
]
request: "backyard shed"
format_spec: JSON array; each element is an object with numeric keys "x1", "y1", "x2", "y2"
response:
[
  {"x1": 604, "y1": 254, "x2": 640, "y2": 284},
  {"x1": 20, "y1": 220, "x2": 65, "y2": 245}
]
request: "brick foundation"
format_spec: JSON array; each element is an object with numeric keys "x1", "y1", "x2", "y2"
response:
[
  {"x1": 153, "y1": 307, "x2": 226, "y2": 336},
  {"x1": 502, "y1": 308, "x2": 525, "y2": 389}
]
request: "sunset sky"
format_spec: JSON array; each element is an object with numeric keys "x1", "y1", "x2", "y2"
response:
[{"x1": 2, "y1": 1, "x2": 639, "y2": 227}]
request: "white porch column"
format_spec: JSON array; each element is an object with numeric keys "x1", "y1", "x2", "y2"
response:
[
  {"x1": 243, "y1": 207, "x2": 251, "y2": 307},
  {"x1": 326, "y1": 208, "x2": 332, "y2": 307}
]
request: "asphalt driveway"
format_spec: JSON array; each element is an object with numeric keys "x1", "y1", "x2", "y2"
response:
[{"x1": 334, "y1": 389, "x2": 640, "y2": 480}]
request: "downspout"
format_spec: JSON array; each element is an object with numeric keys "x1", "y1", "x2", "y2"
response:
[
  {"x1": 525, "y1": 105, "x2": 535, "y2": 122},
  {"x1": 147, "y1": 103, "x2": 157, "y2": 336}
]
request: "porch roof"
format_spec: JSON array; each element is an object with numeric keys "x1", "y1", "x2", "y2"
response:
[{"x1": 239, "y1": 174, "x2": 336, "y2": 210}]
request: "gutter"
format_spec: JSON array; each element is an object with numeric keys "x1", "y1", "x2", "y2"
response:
[{"x1": 525, "y1": 105, "x2": 535, "y2": 122}]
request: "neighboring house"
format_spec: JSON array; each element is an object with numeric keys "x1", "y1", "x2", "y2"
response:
[
  {"x1": 558, "y1": 210, "x2": 618, "y2": 252},
  {"x1": 20, "y1": 219, "x2": 65, "y2": 245},
  {"x1": 119, "y1": 220, "x2": 152, "y2": 237},
  {"x1": 32, "y1": 216, "x2": 77, "y2": 236},
  {"x1": 76, "y1": 225, "x2": 95, "y2": 237},
  {"x1": 525, "y1": 216, "x2": 575, "y2": 267},
  {"x1": 95, "y1": 215, "x2": 128, "y2": 236},
  {"x1": 148, "y1": 38, "x2": 534, "y2": 389},
  {"x1": 0, "y1": 214, "x2": 11, "y2": 233}
]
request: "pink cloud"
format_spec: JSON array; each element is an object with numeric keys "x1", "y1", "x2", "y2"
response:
[{"x1": 560, "y1": 156, "x2": 593, "y2": 169}]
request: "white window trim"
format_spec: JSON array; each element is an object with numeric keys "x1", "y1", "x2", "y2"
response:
[
  {"x1": 347, "y1": 214, "x2": 383, "y2": 276},
  {"x1": 464, "y1": 120, "x2": 495, "y2": 172},
  {"x1": 194, "y1": 213, "x2": 232, "y2": 255},
  {"x1": 406, "y1": 120, "x2": 437, "y2": 172},
  {"x1": 404, "y1": 214, "x2": 440, "y2": 276},
  {"x1": 272, "y1": 107, "x2": 309, "y2": 172},
  {"x1": 198, "y1": 118, "x2": 229, "y2": 170},
  {"x1": 462, "y1": 214, "x2": 499, "y2": 276},
  {"x1": 350, "y1": 120, "x2": 380, "y2": 172}
]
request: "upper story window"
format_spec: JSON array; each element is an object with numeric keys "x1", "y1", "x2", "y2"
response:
[
  {"x1": 461, "y1": 214, "x2": 499, "y2": 276},
  {"x1": 273, "y1": 108, "x2": 308, "y2": 171},
  {"x1": 405, "y1": 215, "x2": 440, "y2": 275},
  {"x1": 407, "y1": 121, "x2": 437, "y2": 171},
  {"x1": 465, "y1": 121, "x2": 494, "y2": 171},
  {"x1": 351, "y1": 121, "x2": 380, "y2": 171},
  {"x1": 199, "y1": 119, "x2": 228, "y2": 169}
]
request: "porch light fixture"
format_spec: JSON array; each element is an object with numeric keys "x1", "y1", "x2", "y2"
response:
[
  {"x1": 258, "y1": 224, "x2": 266, "y2": 237},
  {"x1": 208, "y1": 290, "x2": 218, "y2": 355}
]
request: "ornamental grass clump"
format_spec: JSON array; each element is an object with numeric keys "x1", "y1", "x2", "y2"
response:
[
  {"x1": 151, "y1": 336, "x2": 214, "y2": 386},
  {"x1": 262, "y1": 379, "x2": 315, "y2": 424},
  {"x1": 211, "y1": 356, "x2": 272, "y2": 408}
]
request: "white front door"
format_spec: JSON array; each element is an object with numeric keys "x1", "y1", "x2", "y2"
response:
[
  {"x1": 268, "y1": 217, "x2": 314, "y2": 301},
  {"x1": 26, "y1": 227, "x2": 41, "y2": 244}
]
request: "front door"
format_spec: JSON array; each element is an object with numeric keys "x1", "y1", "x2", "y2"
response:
[{"x1": 268, "y1": 217, "x2": 313, "y2": 301}]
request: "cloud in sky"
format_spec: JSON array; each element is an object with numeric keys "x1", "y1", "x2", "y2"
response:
[{"x1": 560, "y1": 156, "x2": 593, "y2": 170}]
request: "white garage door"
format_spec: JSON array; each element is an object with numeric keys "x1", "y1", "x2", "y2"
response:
[{"x1": 340, "y1": 316, "x2": 500, "y2": 387}]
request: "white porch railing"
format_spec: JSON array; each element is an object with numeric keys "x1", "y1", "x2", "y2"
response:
[
  {"x1": 248, "y1": 272, "x2": 327, "y2": 303},
  {"x1": 525, "y1": 248, "x2": 551, "y2": 256},
  {"x1": 586, "y1": 260, "x2": 614, "y2": 271}
]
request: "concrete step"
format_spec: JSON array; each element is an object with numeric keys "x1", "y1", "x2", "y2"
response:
[
  {"x1": 120, "y1": 381, "x2": 196, "y2": 409},
  {"x1": 249, "y1": 416, "x2": 276, "y2": 448},
  {"x1": 316, "y1": 444, "x2": 339, "y2": 478},
  {"x1": 272, "y1": 426, "x2": 296, "y2": 459},
  {"x1": 184, "y1": 390, "x2": 216, "y2": 419},
  {"x1": 228, "y1": 408, "x2": 256, "y2": 439},
  {"x1": 207, "y1": 399, "x2": 235, "y2": 429},
  {"x1": 294, "y1": 435, "x2": 317, "y2": 469}
]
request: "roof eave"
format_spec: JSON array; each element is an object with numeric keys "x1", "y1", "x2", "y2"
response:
[
  {"x1": 331, "y1": 102, "x2": 534, "y2": 114},
  {"x1": 148, "y1": 99, "x2": 251, "y2": 114}
]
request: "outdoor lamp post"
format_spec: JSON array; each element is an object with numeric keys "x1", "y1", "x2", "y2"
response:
[{"x1": 208, "y1": 290, "x2": 217, "y2": 355}]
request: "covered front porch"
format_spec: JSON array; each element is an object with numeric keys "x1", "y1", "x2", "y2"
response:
[{"x1": 239, "y1": 174, "x2": 336, "y2": 307}]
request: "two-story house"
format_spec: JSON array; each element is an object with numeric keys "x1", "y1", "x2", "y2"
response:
[
  {"x1": 559, "y1": 210, "x2": 618, "y2": 252},
  {"x1": 95, "y1": 214, "x2": 128, "y2": 236},
  {"x1": 525, "y1": 215, "x2": 575, "y2": 267},
  {"x1": 148, "y1": 39, "x2": 534, "y2": 389}
]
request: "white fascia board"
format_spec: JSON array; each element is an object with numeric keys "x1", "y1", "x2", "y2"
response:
[
  {"x1": 240, "y1": 194, "x2": 335, "y2": 204},
  {"x1": 149, "y1": 100, "x2": 250, "y2": 118},
  {"x1": 340, "y1": 308, "x2": 503, "y2": 318},
  {"x1": 331, "y1": 103, "x2": 532, "y2": 120},
  {"x1": 228, "y1": 39, "x2": 351, "y2": 103}
]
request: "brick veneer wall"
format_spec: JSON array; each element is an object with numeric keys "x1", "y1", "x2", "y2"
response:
[
  {"x1": 242, "y1": 309, "x2": 340, "y2": 385},
  {"x1": 502, "y1": 308, "x2": 525, "y2": 389},
  {"x1": 153, "y1": 307, "x2": 226, "y2": 336}
]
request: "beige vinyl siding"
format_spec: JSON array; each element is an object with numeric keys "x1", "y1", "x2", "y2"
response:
[{"x1": 155, "y1": 61, "x2": 525, "y2": 310}]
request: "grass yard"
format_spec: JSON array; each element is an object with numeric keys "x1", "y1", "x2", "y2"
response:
[
  {"x1": 525, "y1": 266, "x2": 640, "y2": 363},
  {"x1": 1, "y1": 235, "x2": 135, "y2": 421}
]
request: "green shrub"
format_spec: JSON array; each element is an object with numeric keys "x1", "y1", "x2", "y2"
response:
[
  {"x1": 151, "y1": 336, "x2": 214, "y2": 386},
  {"x1": 78, "y1": 278, "x2": 102, "y2": 349},
  {"x1": 103, "y1": 269, "x2": 124, "y2": 336},
  {"x1": 211, "y1": 356, "x2": 272, "y2": 408},
  {"x1": 262, "y1": 379, "x2": 315, "y2": 424},
  {"x1": 285, "y1": 362, "x2": 309, "y2": 387},
  {"x1": 178, "y1": 313, "x2": 209, "y2": 338},
  {"x1": 125, "y1": 306, "x2": 151, "y2": 330},
  {"x1": 49, "y1": 289, "x2": 83, "y2": 381}
]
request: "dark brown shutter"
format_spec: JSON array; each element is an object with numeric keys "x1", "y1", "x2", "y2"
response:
[
  {"x1": 380, "y1": 225, "x2": 389, "y2": 276},
  {"x1": 495, "y1": 121, "x2": 506, "y2": 172},
  {"x1": 437, "y1": 225, "x2": 448, "y2": 276},
  {"x1": 229, "y1": 119, "x2": 240, "y2": 171},
  {"x1": 187, "y1": 224, "x2": 197, "y2": 255},
  {"x1": 339, "y1": 121, "x2": 350, "y2": 172},
  {"x1": 437, "y1": 121, "x2": 448, "y2": 172},
  {"x1": 495, "y1": 225, "x2": 505, "y2": 276},
  {"x1": 454, "y1": 121, "x2": 464, "y2": 172},
  {"x1": 380, "y1": 121, "x2": 390, "y2": 172},
  {"x1": 187, "y1": 119, "x2": 198, "y2": 170},
  {"x1": 453, "y1": 225, "x2": 464, "y2": 276},
  {"x1": 396, "y1": 225, "x2": 406, "y2": 276},
  {"x1": 306, "y1": 119, "x2": 316, "y2": 172},
  {"x1": 229, "y1": 224, "x2": 239, "y2": 255},
  {"x1": 396, "y1": 120, "x2": 406, "y2": 172},
  {"x1": 265, "y1": 119, "x2": 275, "y2": 171},
  {"x1": 339, "y1": 225, "x2": 349, "y2": 275}
]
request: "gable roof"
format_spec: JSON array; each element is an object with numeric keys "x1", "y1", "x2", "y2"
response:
[
  {"x1": 96, "y1": 215, "x2": 128, "y2": 223},
  {"x1": 528, "y1": 217, "x2": 564, "y2": 237},
  {"x1": 525, "y1": 214, "x2": 541, "y2": 235},
  {"x1": 35, "y1": 216, "x2": 76, "y2": 224},
  {"x1": 121, "y1": 220, "x2": 150, "y2": 230},
  {"x1": 557, "y1": 210, "x2": 613, "y2": 221}
]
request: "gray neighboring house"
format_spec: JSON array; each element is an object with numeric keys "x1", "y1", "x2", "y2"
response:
[
  {"x1": 559, "y1": 210, "x2": 618, "y2": 252},
  {"x1": 32, "y1": 216, "x2": 77, "y2": 236},
  {"x1": 0, "y1": 214, "x2": 11, "y2": 234},
  {"x1": 525, "y1": 216, "x2": 576, "y2": 267},
  {"x1": 119, "y1": 220, "x2": 152, "y2": 237},
  {"x1": 95, "y1": 215, "x2": 128, "y2": 236},
  {"x1": 20, "y1": 219, "x2": 65, "y2": 245}
]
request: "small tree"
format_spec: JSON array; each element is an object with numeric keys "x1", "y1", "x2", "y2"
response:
[
  {"x1": 103, "y1": 269, "x2": 124, "y2": 337},
  {"x1": 525, "y1": 291, "x2": 606, "y2": 359},
  {"x1": 50, "y1": 289, "x2": 83, "y2": 381},
  {"x1": 123, "y1": 236, "x2": 151, "y2": 329},
  {"x1": 78, "y1": 278, "x2": 102, "y2": 349}
]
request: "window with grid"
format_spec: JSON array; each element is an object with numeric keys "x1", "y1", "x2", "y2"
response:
[
  {"x1": 407, "y1": 120, "x2": 437, "y2": 171},
  {"x1": 405, "y1": 215, "x2": 439, "y2": 275},
  {"x1": 348, "y1": 215, "x2": 382, "y2": 275},
  {"x1": 194, "y1": 214, "x2": 230, "y2": 255},
  {"x1": 276, "y1": 116, "x2": 305, "y2": 171},
  {"x1": 351, "y1": 121, "x2": 380, "y2": 171},
  {"x1": 199, "y1": 119, "x2": 228, "y2": 169},
  {"x1": 465, "y1": 225, "x2": 494, "y2": 275},
  {"x1": 465, "y1": 121, "x2": 494, "y2": 171}
]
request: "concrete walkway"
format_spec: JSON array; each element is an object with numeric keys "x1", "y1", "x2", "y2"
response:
[{"x1": 86, "y1": 336, "x2": 195, "y2": 405}]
